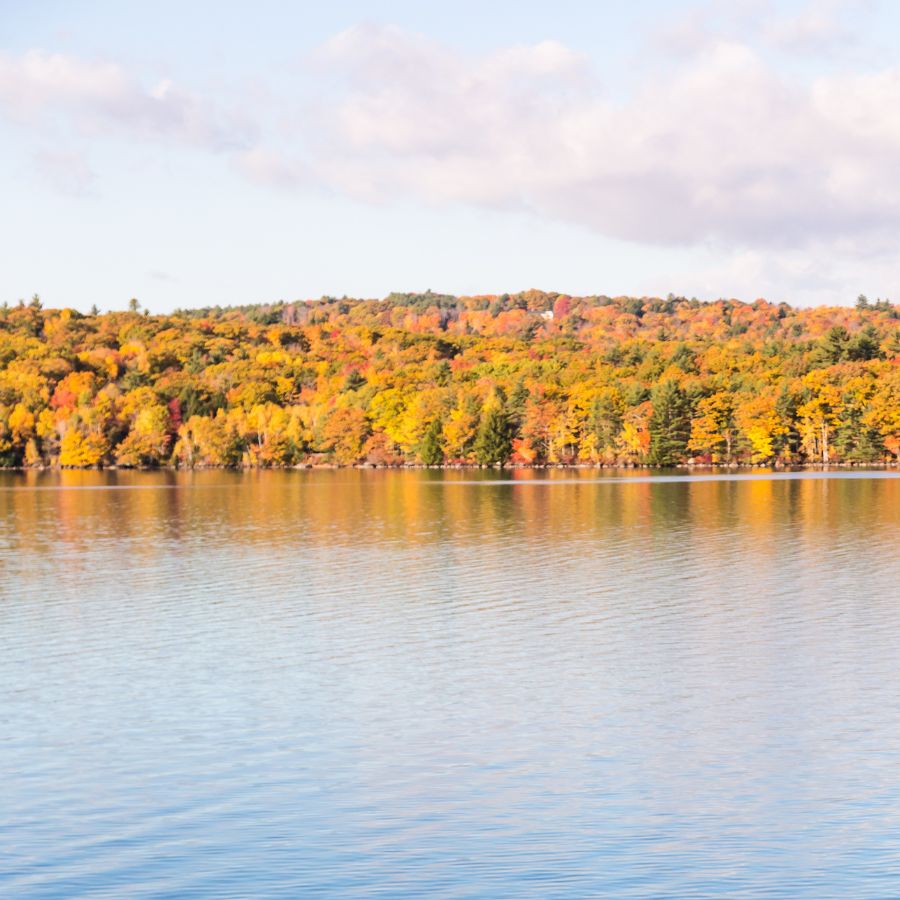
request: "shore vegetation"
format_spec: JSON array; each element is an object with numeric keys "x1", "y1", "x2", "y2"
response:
[{"x1": 0, "y1": 291, "x2": 897, "y2": 468}]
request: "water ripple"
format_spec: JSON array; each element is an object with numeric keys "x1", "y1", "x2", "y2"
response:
[{"x1": 1, "y1": 470, "x2": 899, "y2": 898}]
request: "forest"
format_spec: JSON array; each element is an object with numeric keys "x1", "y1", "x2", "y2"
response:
[{"x1": 0, "y1": 290, "x2": 897, "y2": 469}]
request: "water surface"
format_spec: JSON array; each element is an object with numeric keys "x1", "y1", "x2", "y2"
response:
[{"x1": 2, "y1": 469, "x2": 899, "y2": 898}]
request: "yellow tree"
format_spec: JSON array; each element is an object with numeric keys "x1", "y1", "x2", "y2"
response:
[
  {"x1": 547, "y1": 403, "x2": 581, "y2": 464},
  {"x1": 116, "y1": 393, "x2": 171, "y2": 466},
  {"x1": 688, "y1": 392, "x2": 736, "y2": 462},
  {"x1": 442, "y1": 390, "x2": 481, "y2": 462},
  {"x1": 7, "y1": 402, "x2": 35, "y2": 460},
  {"x1": 59, "y1": 428, "x2": 107, "y2": 467},
  {"x1": 175, "y1": 411, "x2": 243, "y2": 467},
  {"x1": 618, "y1": 401, "x2": 652, "y2": 463},
  {"x1": 863, "y1": 369, "x2": 900, "y2": 460},
  {"x1": 735, "y1": 395, "x2": 787, "y2": 463},
  {"x1": 367, "y1": 388, "x2": 408, "y2": 453},
  {"x1": 797, "y1": 374, "x2": 843, "y2": 463}
]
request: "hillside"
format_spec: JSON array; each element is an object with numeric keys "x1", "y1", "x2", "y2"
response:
[{"x1": 1, "y1": 291, "x2": 898, "y2": 468}]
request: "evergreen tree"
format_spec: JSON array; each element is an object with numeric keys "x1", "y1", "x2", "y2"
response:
[
  {"x1": 848, "y1": 325, "x2": 881, "y2": 361},
  {"x1": 474, "y1": 396, "x2": 512, "y2": 465},
  {"x1": 649, "y1": 380, "x2": 690, "y2": 465},
  {"x1": 590, "y1": 392, "x2": 623, "y2": 450},
  {"x1": 343, "y1": 369, "x2": 366, "y2": 392},
  {"x1": 419, "y1": 418, "x2": 444, "y2": 465},
  {"x1": 775, "y1": 386, "x2": 801, "y2": 459},
  {"x1": 821, "y1": 326, "x2": 851, "y2": 363},
  {"x1": 835, "y1": 410, "x2": 882, "y2": 461},
  {"x1": 508, "y1": 379, "x2": 529, "y2": 427},
  {"x1": 886, "y1": 329, "x2": 900, "y2": 357}
]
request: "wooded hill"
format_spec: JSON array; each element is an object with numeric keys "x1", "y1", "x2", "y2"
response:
[{"x1": 1, "y1": 290, "x2": 898, "y2": 468}]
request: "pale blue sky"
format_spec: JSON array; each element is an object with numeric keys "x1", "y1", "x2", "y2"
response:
[{"x1": 2, "y1": 0, "x2": 899, "y2": 311}]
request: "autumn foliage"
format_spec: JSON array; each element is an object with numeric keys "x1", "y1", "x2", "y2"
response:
[{"x1": 0, "y1": 291, "x2": 897, "y2": 468}]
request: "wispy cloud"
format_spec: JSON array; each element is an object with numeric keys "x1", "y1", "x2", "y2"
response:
[
  {"x1": 237, "y1": 147, "x2": 309, "y2": 189},
  {"x1": 763, "y1": 0, "x2": 867, "y2": 55},
  {"x1": 32, "y1": 148, "x2": 97, "y2": 197},
  {"x1": 651, "y1": 0, "x2": 868, "y2": 58},
  {"x1": 0, "y1": 50, "x2": 254, "y2": 149},
  {"x1": 148, "y1": 269, "x2": 178, "y2": 283}
]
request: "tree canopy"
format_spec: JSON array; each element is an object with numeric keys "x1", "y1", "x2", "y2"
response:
[{"x1": 0, "y1": 291, "x2": 897, "y2": 468}]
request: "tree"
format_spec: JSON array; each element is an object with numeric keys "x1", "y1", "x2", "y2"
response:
[
  {"x1": 519, "y1": 392, "x2": 560, "y2": 464},
  {"x1": 418, "y1": 418, "x2": 444, "y2": 465},
  {"x1": 7, "y1": 403, "x2": 35, "y2": 451},
  {"x1": 820, "y1": 326, "x2": 851, "y2": 364},
  {"x1": 473, "y1": 394, "x2": 512, "y2": 466},
  {"x1": 128, "y1": 297, "x2": 140, "y2": 313},
  {"x1": 343, "y1": 369, "x2": 366, "y2": 392},
  {"x1": 848, "y1": 325, "x2": 881, "y2": 361},
  {"x1": 589, "y1": 388, "x2": 624, "y2": 457},
  {"x1": 736, "y1": 395, "x2": 787, "y2": 462},
  {"x1": 862, "y1": 371, "x2": 900, "y2": 460},
  {"x1": 320, "y1": 406, "x2": 369, "y2": 464},
  {"x1": 618, "y1": 401, "x2": 652, "y2": 462},
  {"x1": 115, "y1": 403, "x2": 171, "y2": 466},
  {"x1": 688, "y1": 392, "x2": 736, "y2": 461},
  {"x1": 442, "y1": 393, "x2": 481, "y2": 461},
  {"x1": 59, "y1": 428, "x2": 107, "y2": 467},
  {"x1": 507, "y1": 380, "x2": 529, "y2": 427},
  {"x1": 797, "y1": 375, "x2": 842, "y2": 463},
  {"x1": 835, "y1": 377, "x2": 882, "y2": 462},
  {"x1": 175, "y1": 412, "x2": 243, "y2": 467},
  {"x1": 648, "y1": 380, "x2": 690, "y2": 465},
  {"x1": 0, "y1": 290, "x2": 895, "y2": 470},
  {"x1": 775, "y1": 386, "x2": 802, "y2": 460}
]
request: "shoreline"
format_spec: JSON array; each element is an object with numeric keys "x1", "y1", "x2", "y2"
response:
[{"x1": 1, "y1": 461, "x2": 897, "y2": 473}]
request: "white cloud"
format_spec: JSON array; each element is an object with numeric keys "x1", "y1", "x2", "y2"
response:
[
  {"x1": 254, "y1": 23, "x2": 900, "y2": 263},
  {"x1": 763, "y1": 0, "x2": 860, "y2": 54},
  {"x1": 0, "y1": 50, "x2": 253, "y2": 149},
  {"x1": 652, "y1": 1, "x2": 866, "y2": 58},
  {"x1": 237, "y1": 147, "x2": 308, "y2": 188}
]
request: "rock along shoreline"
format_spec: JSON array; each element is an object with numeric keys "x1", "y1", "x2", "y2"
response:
[{"x1": 1, "y1": 461, "x2": 897, "y2": 473}]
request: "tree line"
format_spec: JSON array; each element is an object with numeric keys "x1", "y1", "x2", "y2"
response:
[{"x1": 0, "y1": 291, "x2": 897, "y2": 468}]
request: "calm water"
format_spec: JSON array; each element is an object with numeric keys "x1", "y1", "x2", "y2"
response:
[{"x1": 1, "y1": 469, "x2": 899, "y2": 898}]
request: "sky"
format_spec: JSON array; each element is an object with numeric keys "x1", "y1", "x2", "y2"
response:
[{"x1": 2, "y1": 0, "x2": 900, "y2": 311}]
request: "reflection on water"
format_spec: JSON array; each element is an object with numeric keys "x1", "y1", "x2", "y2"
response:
[{"x1": 1, "y1": 470, "x2": 899, "y2": 898}]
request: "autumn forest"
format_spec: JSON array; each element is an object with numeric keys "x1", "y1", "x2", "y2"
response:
[{"x1": 0, "y1": 290, "x2": 898, "y2": 469}]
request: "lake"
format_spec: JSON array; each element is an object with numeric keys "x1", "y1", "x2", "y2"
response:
[{"x1": 1, "y1": 469, "x2": 899, "y2": 898}]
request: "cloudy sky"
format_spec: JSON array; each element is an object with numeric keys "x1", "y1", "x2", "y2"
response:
[{"x1": 2, "y1": 0, "x2": 899, "y2": 310}]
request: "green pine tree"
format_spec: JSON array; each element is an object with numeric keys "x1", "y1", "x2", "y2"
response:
[
  {"x1": 419, "y1": 418, "x2": 444, "y2": 465},
  {"x1": 649, "y1": 380, "x2": 690, "y2": 466},
  {"x1": 821, "y1": 325, "x2": 851, "y2": 363},
  {"x1": 590, "y1": 392, "x2": 623, "y2": 451},
  {"x1": 848, "y1": 325, "x2": 882, "y2": 361},
  {"x1": 508, "y1": 379, "x2": 529, "y2": 427},
  {"x1": 474, "y1": 397, "x2": 512, "y2": 466}
]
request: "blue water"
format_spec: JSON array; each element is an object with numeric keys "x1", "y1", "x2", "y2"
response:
[{"x1": 1, "y1": 469, "x2": 899, "y2": 898}]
